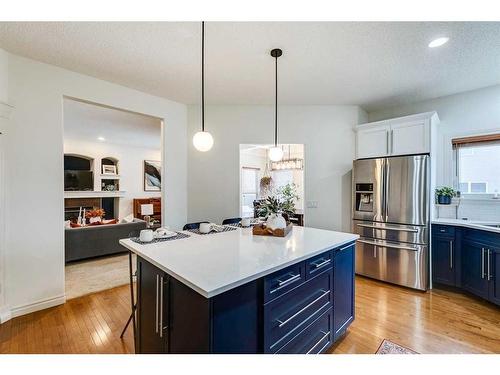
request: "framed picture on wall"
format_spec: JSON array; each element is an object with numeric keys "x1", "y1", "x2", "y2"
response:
[
  {"x1": 144, "y1": 160, "x2": 161, "y2": 191},
  {"x1": 102, "y1": 164, "x2": 117, "y2": 175}
]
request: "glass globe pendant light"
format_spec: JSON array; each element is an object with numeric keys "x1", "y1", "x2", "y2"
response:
[
  {"x1": 269, "y1": 48, "x2": 283, "y2": 162},
  {"x1": 193, "y1": 21, "x2": 214, "y2": 152}
]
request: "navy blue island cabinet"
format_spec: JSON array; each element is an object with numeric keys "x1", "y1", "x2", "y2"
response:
[
  {"x1": 135, "y1": 241, "x2": 356, "y2": 354},
  {"x1": 432, "y1": 224, "x2": 500, "y2": 306}
]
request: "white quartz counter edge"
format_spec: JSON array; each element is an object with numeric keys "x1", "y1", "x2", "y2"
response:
[
  {"x1": 432, "y1": 219, "x2": 500, "y2": 234},
  {"x1": 119, "y1": 231, "x2": 358, "y2": 298}
]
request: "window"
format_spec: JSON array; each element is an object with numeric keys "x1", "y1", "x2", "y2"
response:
[
  {"x1": 271, "y1": 169, "x2": 294, "y2": 191},
  {"x1": 454, "y1": 134, "x2": 500, "y2": 195},
  {"x1": 241, "y1": 167, "x2": 259, "y2": 218}
]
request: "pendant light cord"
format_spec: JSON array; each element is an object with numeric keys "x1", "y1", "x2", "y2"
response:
[
  {"x1": 274, "y1": 53, "x2": 278, "y2": 147},
  {"x1": 201, "y1": 21, "x2": 205, "y2": 132}
]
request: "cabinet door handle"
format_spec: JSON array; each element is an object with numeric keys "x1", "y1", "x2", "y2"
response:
[
  {"x1": 449, "y1": 241, "x2": 453, "y2": 269},
  {"x1": 386, "y1": 131, "x2": 390, "y2": 154},
  {"x1": 159, "y1": 276, "x2": 164, "y2": 338},
  {"x1": 276, "y1": 290, "x2": 330, "y2": 328},
  {"x1": 313, "y1": 259, "x2": 331, "y2": 269},
  {"x1": 481, "y1": 248, "x2": 485, "y2": 279},
  {"x1": 306, "y1": 330, "x2": 331, "y2": 354},
  {"x1": 390, "y1": 129, "x2": 394, "y2": 154},
  {"x1": 487, "y1": 250, "x2": 491, "y2": 281},
  {"x1": 155, "y1": 274, "x2": 159, "y2": 334}
]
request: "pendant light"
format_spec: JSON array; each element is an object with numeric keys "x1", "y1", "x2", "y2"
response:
[
  {"x1": 193, "y1": 21, "x2": 214, "y2": 152},
  {"x1": 269, "y1": 48, "x2": 284, "y2": 162}
]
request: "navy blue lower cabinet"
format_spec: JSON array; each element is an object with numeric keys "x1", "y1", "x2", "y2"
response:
[
  {"x1": 136, "y1": 257, "x2": 170, "y2": 354},
  {"x1": 263, "y1": 269, "x2": 333, "y2": 353},
  {"x1": 461, "y1": 239, "x2": 490, "y2": 300},
  {"x1": 136, "y1": 244, "x2": 355, "y2": 354},
  {"x1": 275, "y1": 310, "x2": 333, "y2": 354},
  {"x1": 432, "y1": 235, "x2": 456, "y2": 286},
  {"x1": 333, "y1": 242, "x2": 355, "y2": 341},
  {"x1": 487, "y1": 247, "x2": 500, "y2": 305},
  {"x1": 431, "y1": 225, "x2": 500, "y2": 307}
]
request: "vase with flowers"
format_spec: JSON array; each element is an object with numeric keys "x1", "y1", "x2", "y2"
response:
[
  {"x1": 257, "y1": 183, "x2": 300, "y2": 230},
  {"x1": 85, "y1": 208, "x2": 106, "y2": 224}
]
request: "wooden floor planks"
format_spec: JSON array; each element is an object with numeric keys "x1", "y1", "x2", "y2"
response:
[{"x1": 0, "y1": 276, "x2": 498, "y2": 354}]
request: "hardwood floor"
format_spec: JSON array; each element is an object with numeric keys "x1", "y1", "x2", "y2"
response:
[
  {"x1": 0, "y1": 285, "x2": 135, "y2": 354},
  {"x1": 1, "y1": 276, "x2": 499, "y2": 354},
  {"x1": 329, "y1": 276, "x2": 500, "y2": 354}
]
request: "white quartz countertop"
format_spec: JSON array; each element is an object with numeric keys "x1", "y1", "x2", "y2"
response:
[
  {"x1": 432, "y1": 218, "x2": 500, "y2": 234},
  {"x1": 119, "y1": 226, "x2": 358, "y2": 298}
]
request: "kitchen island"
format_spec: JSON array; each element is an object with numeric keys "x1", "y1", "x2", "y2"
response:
[{"x1": 119, "y1": 226, "x2": 358, "y2": 354}]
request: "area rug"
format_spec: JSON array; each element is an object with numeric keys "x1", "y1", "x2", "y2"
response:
[
  {"x1": 65, "y1": 253, "x2": 135, "y2": 299},
  {"x1": 375, "y1": 339, "x2": 418, "y2": 354}
]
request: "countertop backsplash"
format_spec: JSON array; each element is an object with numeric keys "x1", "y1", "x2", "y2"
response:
[{"x1": 436, "y1": 198, "x2": 500, "y2": 222}]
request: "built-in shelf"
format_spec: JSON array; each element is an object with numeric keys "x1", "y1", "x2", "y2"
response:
[
  {"x1": 100, "y1": 174, "x2": 121, "y2": 179},
  {"x1": 64, "y1": 190, "x2": 126, "y2": 199}
]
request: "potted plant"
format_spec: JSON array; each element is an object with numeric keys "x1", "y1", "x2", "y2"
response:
[
  {"x1": 257, "y1": 183, "x2": 300, "y2": 230},
  {"x1": 435, "y1": 187, "x2": 456, "y2": 205}
]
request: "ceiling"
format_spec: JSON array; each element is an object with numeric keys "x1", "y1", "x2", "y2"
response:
[
  {"x1": 64, "y1": 98, "x2": 161, "y2": 149},
  {"x1": 1, "y1": 22, "x2": 500, "y2": 111}
]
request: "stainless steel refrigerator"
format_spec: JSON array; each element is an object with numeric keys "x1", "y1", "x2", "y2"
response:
[{"x1": 352, "y1": 154, "x2": 430, "y2": 290}]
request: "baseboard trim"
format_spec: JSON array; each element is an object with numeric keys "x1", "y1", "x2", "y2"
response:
[
  {"x1": 0, "y1": 307, "x2": 11, "y2": 324},
  {"x1": 9, "y1": 294, "x2": 66, "y2": 320}
]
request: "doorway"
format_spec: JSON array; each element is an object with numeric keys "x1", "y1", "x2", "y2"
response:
[
  {"x1": 239, "y1": 144, "x2": 305, "y2": 225},
  {"x1": 63, "y1": 97, "x2": 163, "y2": 299}
]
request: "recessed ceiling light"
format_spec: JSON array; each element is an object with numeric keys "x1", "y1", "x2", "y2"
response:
[
  {"x1": 97, "y1": 136, "x2": 105, "y2": 141},
  {"x1": 428, "y1": 37, "x2": 449, "y2": 48}
]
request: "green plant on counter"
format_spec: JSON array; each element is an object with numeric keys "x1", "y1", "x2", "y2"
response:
[
  {"x1": 257, "y1": 183, "x2": 300, "y2": 218},
  {"x1": 435, "y1": 186, "x2": 456, "y2": 198}
]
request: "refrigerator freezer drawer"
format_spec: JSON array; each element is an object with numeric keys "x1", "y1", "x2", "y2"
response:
[
  {"x1": 355, "y1": 238, "x2": 428, "y2": 290},
  {"x1": 352, "y1": 221, "x2": 428, "y2": 245}
]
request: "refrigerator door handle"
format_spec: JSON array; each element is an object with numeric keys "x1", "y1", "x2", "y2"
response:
[
  {"x1": 357, "y1": 238, "x2": 419, "y2": 251},
  {"x1": 384, "y1": 158, "x2": 390, "y2": 222},
  {"x1": 356, "y1": 223, "x2": 418, "y2": 233}
]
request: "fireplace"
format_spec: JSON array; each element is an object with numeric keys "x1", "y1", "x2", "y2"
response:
[{"x1": 64, "y1": 197, "x2": 115, "y2": 222}]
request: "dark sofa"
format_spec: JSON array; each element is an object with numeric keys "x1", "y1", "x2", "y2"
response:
[{"x1": 65, "y1": 219, "x2": 147, "y2": 263}]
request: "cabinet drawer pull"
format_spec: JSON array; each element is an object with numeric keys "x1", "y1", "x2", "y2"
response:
[
  {"x1": 306, "y1": 330, "x2": 331, "y2": 354},
  {"x1": 155, "y1": 274, "x2": 159, "y2": 334},
  {"x1": 339, "y1": 244, "x2": 354, "y2": 251},
  {"x1": 278, "y1": 273, "x2": 301, "y2": 287},
  {"x1": 313, "y1": 259, "x2": 331, "y2": 269},
  {"x1": 276, "y1": 289, "x2": 330, "y2": 328}
]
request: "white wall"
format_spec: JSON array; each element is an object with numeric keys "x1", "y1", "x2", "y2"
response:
[
  {"x1": 188, "y1": 105, "x2": 366, "y2": 231},
  {"x1": 368, "y1": 85, "x2": 500, "y2": 220},
  {"x1": 0, "y1": 48, "x2": 7, "y2": 104},
  {"x1": 0, "y1": 48, "x2": 8, "y2": 322},
  {"x1": 2, "y1": 52, "x2": 187, "y2": 320},
  {"x1": 64, "y1": 139, "x2": 162, "y2": 219}
]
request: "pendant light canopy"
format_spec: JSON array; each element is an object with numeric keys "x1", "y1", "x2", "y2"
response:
[
  {"x1": 269, "y1": 48, "x2": 283, "y2": 162},
  {"x1": 193, "y1": 21, "x2": 214, "y2": 152}
]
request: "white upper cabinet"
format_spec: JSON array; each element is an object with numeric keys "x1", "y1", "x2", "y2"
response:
[
  {"x1": 356, "y1": 124, "x2": 391, "y2": 158},
  {"x1": 355, "y1": 112, "x2": 439, "y2": 159}
]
